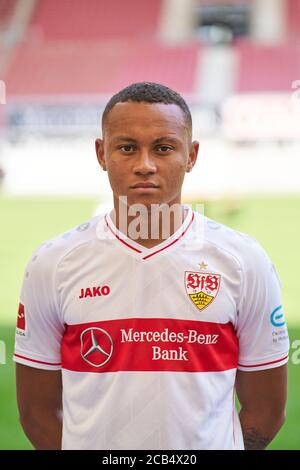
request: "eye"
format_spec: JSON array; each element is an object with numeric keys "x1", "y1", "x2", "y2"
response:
[
  {"x1": 156, "y1": 145, "x2": 173, "y2": 153},
  {"x1": 119, "y1": 145, "x2": 135, "y2": 153}
]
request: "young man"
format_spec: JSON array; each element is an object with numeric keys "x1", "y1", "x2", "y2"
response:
[{"x1": 14, "y1": 82, "x2": 289, "y2": 450}]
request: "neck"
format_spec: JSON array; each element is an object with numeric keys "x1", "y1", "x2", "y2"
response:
[{"x1": 110, "y1": 201, "x2": 187, "y2": 249}]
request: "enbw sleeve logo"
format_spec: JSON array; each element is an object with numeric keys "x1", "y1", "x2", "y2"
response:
[{"x1": 270, "y1": 305, "x2": 286, "y2": 327}]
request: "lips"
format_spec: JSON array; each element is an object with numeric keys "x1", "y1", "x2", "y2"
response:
[{"x1": 130, "y1": 182, "x2": 159, "y2": 189}]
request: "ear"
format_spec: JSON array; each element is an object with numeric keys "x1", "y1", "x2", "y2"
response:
[
  {"x1": 95, "y1": 138, "x2": 107, "y2": 171},
  {"x1": 186, "y1": 140, "x2": 199, "y2": 173}
]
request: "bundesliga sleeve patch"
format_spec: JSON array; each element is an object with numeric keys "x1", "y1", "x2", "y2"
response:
[{"x1": 16, "y1": 303, "x2": 27, "y2": 337}]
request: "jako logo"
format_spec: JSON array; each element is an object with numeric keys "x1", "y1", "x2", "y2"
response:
[
  {"x1": 79, "y1": 285, "x2": 110, "y2": 299},
  {"x1": 270, "y1": 305, "x2": 286, "y2": 327}
]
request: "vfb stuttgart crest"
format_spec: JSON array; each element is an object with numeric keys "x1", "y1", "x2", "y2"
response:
[{"x1": 185, "y1": 271, "x2": 221, "y2": 312}]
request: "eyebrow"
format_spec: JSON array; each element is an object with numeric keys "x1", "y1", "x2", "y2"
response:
[
  {"x1": 111, "y1": 136, "x2": 180, "y2": 144},
  {"x1": 111, "y1": 136, "x2": 137, "y2": 144}
]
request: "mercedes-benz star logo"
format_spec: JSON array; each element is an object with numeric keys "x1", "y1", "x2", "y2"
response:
[{"x1": 80, "y1": 327, "x2": 113, "y2": 367}]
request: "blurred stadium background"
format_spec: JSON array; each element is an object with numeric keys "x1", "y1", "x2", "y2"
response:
[{"x1": 0, "y1": 0, "x2": 299, "y2": 450}]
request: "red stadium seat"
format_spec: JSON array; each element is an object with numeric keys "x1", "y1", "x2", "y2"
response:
[
  {"x1": 285, "y1": 0, "x2": 300, "y2": 41},
  {"x1": 29, "y1": 0, "x2": 161, "y2": 40},
  {"x1": 236, "y1": 41, "x2": 300, "y2": 92},
  {"x1": 4, "y1": 40, "x2": 200, "y2": 95},
  {"x1": 0, "y1": 0, "x2": 17, "y2": 30}
]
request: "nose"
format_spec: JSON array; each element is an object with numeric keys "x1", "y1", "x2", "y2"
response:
[{"x1": 133, "y1": 149, "x2": 157, "y2": 175}]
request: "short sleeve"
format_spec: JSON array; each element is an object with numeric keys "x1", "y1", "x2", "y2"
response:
[
  {"x1": 236, "y1": 240, "x2": 290, "y2": 372},
  {"x1": 13, "y1": 246, "x2": 65, "y2": 370}
]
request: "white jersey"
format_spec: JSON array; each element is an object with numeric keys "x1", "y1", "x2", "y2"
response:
[{"x1": 14, "y1": 208, "x2": 289, "y2": 450}]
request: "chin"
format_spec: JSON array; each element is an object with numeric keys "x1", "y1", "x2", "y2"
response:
[{"x1": 136, "y1": 195, "x2": 170, "y2": 207}]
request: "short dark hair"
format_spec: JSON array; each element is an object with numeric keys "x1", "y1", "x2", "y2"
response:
[{"x1": 102, "y1": 82, "x2": 192, "y2": 131}]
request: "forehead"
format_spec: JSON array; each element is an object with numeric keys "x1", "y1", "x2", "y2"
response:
[{"x1": 103, "y1": 101, "x2": 188, "y2": 139}]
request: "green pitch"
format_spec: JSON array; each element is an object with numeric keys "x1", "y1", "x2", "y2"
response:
[{"x1": 0, "y1": 195, "x2": 299, "y2": 449}]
